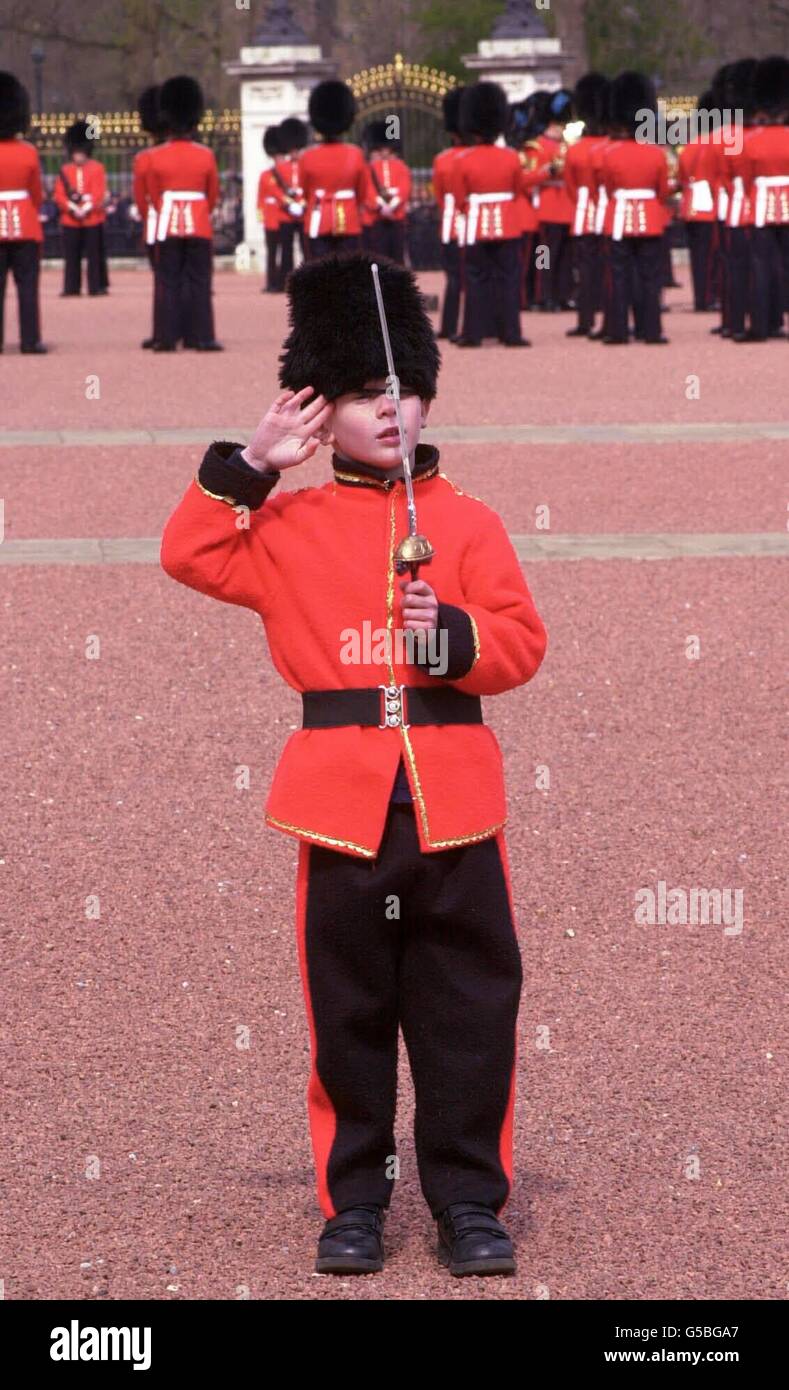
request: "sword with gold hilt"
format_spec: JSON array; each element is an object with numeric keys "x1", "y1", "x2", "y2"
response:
[{"x1": 370, "y1": 262, "x2": 435, "y2": 581}]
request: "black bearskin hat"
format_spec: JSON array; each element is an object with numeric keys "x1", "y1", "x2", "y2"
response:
[
  {"x1": 308, "y1": 79, "x2": 355, "y2": 137},
  {"x1": 709, "y1": 64, "x2": 733, "y2": 110},
  {"x1": 279, "y1": 116, "x2": 309, "y2": 152},
  {"x1": 442, "y1": 86, "x2": 465, "y2": 135},
  {"x1": 137, "y1": 85, "x2": 165, "y2": 138},
  {"x1": 279, "y1": 251, "x2": 440, "y2": 402},
  {"x1": 609, "y1": 70, "x2": 657, "y2": 133},
  {"x1": 549, "y1": 88, "x2": 574, "y2": 122},
  {"x1": 0, "y1": 71, "x2": 30, "y2": 138},
  {"x1": 362, "y1": 118, "x2": 389, "y2": 150},
  {"x1": 573, "y1": 72, "x2": 609, "y2": 131},
  {"x1": 65, "y1": 119, "x2": 94, "y2": 153},
  {"x1": 753, "y1": 55, "x2": 789, "y2": 116},
  {"x1": 263, "y1": 125, "x2": 281, "y2": 158},
  {"x1": 723, "y1": 59, "x2": 758, "y2": 118},
  {"x1": 159, "y1": 75, "x2": 204, "y2": 135},
  {"x1": 459, "y1": 81, "x2": 509, "y2": 140}
]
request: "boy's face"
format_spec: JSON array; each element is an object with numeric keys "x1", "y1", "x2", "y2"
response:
[{"x1": 318, "y1": 377, "x2": 432, "y2": 471}]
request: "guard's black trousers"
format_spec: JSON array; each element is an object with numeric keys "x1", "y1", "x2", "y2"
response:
[
  {"x1": 750, "y1": 224, "x2": 789, "y2": 338},
  {"x1": 278, "y1": 221, "x2": 302, "y2": 284},
  {"x1": 686, "y1": 222, "x2": 717, "y2": 309},
  {"x1": 295, "y1": 801, "x2": 523, "y2": 1219},
  {"x1": 62, "y1": 223, "x2": 103, "y2": 295},
  {"x1": 370, "y1": 219, "x2": 406, "y2": 264},
  {"x1": 608, "y1": 235, "x2": 663, "y2": 341},
  {"x1": 573, "y1": 233, "x2": 602, "y2": 331},
  {"x1": 727, "y1": 226, "x2": 752, "y2": 336},
  {"x1": 461, "y1": 237, "x2": 523, "y2": 343},
  {"x1": 439, "y1": 240, "x2": 463, "y2": 335},
  {"x1": 154, "y1": 235, "x2": 214, "y2": 346},
  {"x1": 304, "y1": 233, "x2": 362, "y2": 261},
  {"x1": 0, "y1": 238, "x2": 41, "y2": 349},
  {"x1": 536, "y1": 220, "x2": 573, "y2": 305}
]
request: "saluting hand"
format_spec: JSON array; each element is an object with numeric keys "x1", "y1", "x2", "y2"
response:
[
  {"x1": 241, "y1": 386, "x2": 334, "y2": 473},
  {"x1": 399, "y1": 577, "x2": 438, "y2": 632}
]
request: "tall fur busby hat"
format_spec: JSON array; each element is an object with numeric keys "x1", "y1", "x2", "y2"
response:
[
  {"x1": 362, "y1": 118, "x2": 389, "y2": 151},
  {"x1": 137, "y1": 85, "x2": 165, "y2": 138},
  {"x1": 723, "y1": 58, "x2": 758, "y2": 118},
  {"x1": 308, "y1": 79, "x2": 355, "y2": 137},
  {"x1": 459, "y1": 81, "x2": 509, "y2": 140},
  {"x1": 442, "y1": 85, "x2": 465, "y2": 135},
  {"x1": 608, "y1": 70, "x2": 657, "y2": 133},
  {"x1": 278, "y1": 251, "x2": 440, "y2": 402},
  {"x1": 159, "y1": 75, "x2": 204, "y2": 135},
  {"x1": 279, "y1": 116, "x2": 309, "y2": 152},
  {"x1": 263, "y1": 125, "x2": 281, "y2": 158},
  {"x1": 65, "y1": 119, "x2": 94, "y2": 153},
  {"x1": 574, "y1": 72, "x2": 609, "y2": 131},
  {"x1": 0, "y1": 71, "x2": 30, "y2": 138},
  {"x1": 549, "y1": 88, "x2": 574, "y2": 123},
  {"x1": 709, "y1": 64, "x2": 733, "y2": 110},
  {"x1": 752, "y1": 55, "x2": 789, "y2": 116}
]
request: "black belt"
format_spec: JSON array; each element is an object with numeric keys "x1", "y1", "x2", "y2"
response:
[{"x1": 301, "y1": 685, "x2": 483, "y2": 729}]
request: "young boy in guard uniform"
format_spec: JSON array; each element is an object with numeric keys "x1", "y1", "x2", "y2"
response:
[{"x1": 160, "y1": 251, "x2": 547, "y2": 1277}]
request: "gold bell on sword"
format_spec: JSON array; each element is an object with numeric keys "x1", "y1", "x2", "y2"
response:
[{"x1": 394, "y1": 531, "x2": 435, "y2": 581}]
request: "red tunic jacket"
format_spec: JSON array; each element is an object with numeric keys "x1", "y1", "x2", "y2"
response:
[
  {"x1": 432, "y1": 144, "x2": 468, "y2": 243},
  {"x1": 677, "y1": 138, "x2": 718, "y2": 221},
  {"x1": 0, "y1": 138, "x2": 43, "y2": 241},
  {"x1": 53, "y1": 159, "x2": 107, "y2": 228},
  {"x1": 563, "y1": 134, "x2": 607, "y2": 235},
  {"x1": 145, "y1": 138, "x2": 219, "y2": 240},
  {"x1": 601, "y1": 139, "x2": 669, "y2": 238},
  {"x1": 271, "y1": 157, "x2": 304, "y2": 224},
  {"x1": 455, "y1": 144, "x2": 525, "y2": 242},
  {"x1": 297, "y1": 141, "x2": 369, "y2": 238},
  {"x1": 741, "y1": 124, "x2": 789, "y2": 226},
  {"x1": 160, "y1": 442, "x2": 547, "y2": 860},
  {"x1": 257, "y1": 166, "x2": 281, "y2": 232},
  {"x1": 365, "y1": 154, "x2": 411, "y2": 223}
]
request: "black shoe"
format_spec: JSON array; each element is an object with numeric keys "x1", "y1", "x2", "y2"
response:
[
  {"x1": 502, "y1": 337, "x2": 531, "y2": 346},
  {"x1": 436, "y1": 1202, "x2": 515, "y2": 1277},
  {"x1": 733, "y1": 331, "x2": 767, "y2": 343},
  {"x1": 315, "y1": 1204, "x2": 385, "y2": 1274},
  {"x1": 141, "y1": 337, "x2": 157, "y2": 349},
  {"x1": 454, "y1": 336, "x2": 482, "y2": 347},
  {"x1": 602, "y1": 335, "x2": 628, "y2": 344},
  {"x1": 587, "y1": 328, "x2": 605, "y2": 340},
  {"x1": 153, "y1": 341, "x2": 177, "y2": 351},
  {"x1": 643, "y1": 335, "x2": 669, "y2": 344},
  {"x1": 194, "y1": 340, "x2": 224, "y2": 351},
  {"x1": 710, "y1": 325, "x2": 724, "y2": 334},
  {"x1": 565, "y1": 326, "x2": 589, "y2": 337},
  {"x1": 21, "y1": 342, "x2": 48, "y2": 353}
]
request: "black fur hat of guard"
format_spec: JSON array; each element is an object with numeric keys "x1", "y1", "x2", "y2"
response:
[
  {"x1": 362, "y1": 118, "x2": 388, "y2": 150},
  {"x1": 459, "y1": 81, "x2": 509, "y2": 140},
  {"x1": 137, "y1": 85, "x2": 165, "y2": 138},
  {"x1": 308, "y1": 79, "x2": 355, "y2": 136},
  {"x1": 0, "y1": 71, "x2": 30, "y2": 137},
  {"x1": 263, "y1": 125, "x2": 281, "y2": 158},
  {"x1": 753, "y1": 55, "x2": 789, "y2": 116},
  {"x1": 574, "y1": 72, "x2": 610, "y2": 132},
  {"x1": 159, "y1": 75, "x2": 204, "y2": 134},
  {"x1": 609, "y1": 70, "x2": 657, "y2": 133},
  {"x1": 709, "y1": 64, "x2": 733, "y2": 109},
  {"x1": 65, "y1": 119, "x2": 94, "y2": 153},
  {"x1": 442, "y1": 85, "x2": 465, "y2": 135},
  {"x1": 279, "y1": 250, "x2": 440, "y2": 401},
  {"x1": 279, "y1": 116, "x2": 309, "y2": 151},
  {"x1": 723, "y1": 58, "x2": 758, "y2": 118}
]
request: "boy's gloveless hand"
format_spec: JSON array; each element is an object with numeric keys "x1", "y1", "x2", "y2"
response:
[{"x1": 241, "y1": 387, "x2": 334, "y2": 472}]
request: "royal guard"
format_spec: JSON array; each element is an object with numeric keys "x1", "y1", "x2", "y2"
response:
[
  {"x1": 600, "y1": 71, "x2": 670, "y2": 345},
  {"x1": 298, "y1": 79, "x2": 368, "y2": 260},
  {"x1": 510, "y1": 91, "x2": 550, "y2": 311},
  {"x1": 132, "y1": 85, "x2": 182, "y2": 348},
  {"x1": 563, "y1": 72, "x2": 610, "y2": 337},
  {"x1": 707, "y1": 64, "x2": 735, "y2": 337},
  {"x1": 145, "y1": 75, "x2": 221, "y2": 351},
  {"x1": 160, "y1": 248, "x2": 547, "y2": 1276},
  {"x1": 359, "y1": 121, "x2": 380, "y2": 252},
  {"x1": 0, "y1": 71, "x2": 45, "y2": 354},
  {"x1": 721, "y1": 60, "x2": 762, "y2": 343},
  {"x1": 454, "y1": 81, "x2": 531, "y2": 347},
  {"x1": 677, "y1": 91, "x2": 720, "y2": 311},
  {"x1": 741, "y1": 55, "x2": 789, "y2": 341},
  {"x1": 529, "y1": 89, "x2": 575, "y2": 310},
  {"x1": 363, "y1": 119, "x2": 411, "y2": 265},
  {"x1": 273, "y1": 117, "x2": 308, "y2": 282},
  {"x1": 54, "y1": 120, "x2": 108, "y2": 297},
  {"x1": 257, "y1": 126, "x2": 284, "y2": 292},
  {"x1": 431, "y1": 86, "x2": 467, "y2": 340}
]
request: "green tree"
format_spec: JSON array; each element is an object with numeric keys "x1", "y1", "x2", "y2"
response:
[{"x1": 585, "y1": 0, "x2": 710, "y2": 86}]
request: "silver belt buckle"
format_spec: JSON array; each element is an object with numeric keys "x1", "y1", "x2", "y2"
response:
[{"x1": 378, "y1": 683, "x2": 409, "y2": 729}]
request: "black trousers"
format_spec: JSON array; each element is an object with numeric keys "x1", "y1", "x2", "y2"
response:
[
  {"x1": 727, "y1": 226, "x2": 752, "y2": 336},
  {"x1": 264, "y1": 227, "x2": 283, "y2": 290},
  {"x1": 154, "y1": 235, "x2": 214, "y2": 346},
  {"x1": 573, "y1": 233, "x2": 601, "y2": 331},
  {"x1": 439, "y1": 240, "x2": 463, "y2": 335},
  {"x1": 608, "y1": 235, "x2": 663, "y2": 340},
  {"x1": 278, "y1": 221, "x2": 302, "y2": 285},
  {"x1": 0, "y1": 238, "x2": 41, "y2": 349},
  {"x1": 370, "y1": 219, "x2": 406, "y2": 264},
  {"x1": 686, "y1": 222, "x2": 717, "y2": 309},
  {"x1": 304, "y1": 233, "x2": 362, "y2": 261},
  {"x1": 98, "y1": 223, "x2": 109, "y2": 290},
  {"x1": 536, "y1": 220, "x2": 573, "y2": 305},
  {"x1": 462, "y1": 237, "x2": 523, "y2": 343},
  {"x1": 750, "y1": 225, "x2": 789, "y2": 338},
  {"x1": 296, "y1": 800, "x2": 523, "y2": 1219},
  {"x1": 62, "y1": 223, "x2": 103, "y2": 295}
]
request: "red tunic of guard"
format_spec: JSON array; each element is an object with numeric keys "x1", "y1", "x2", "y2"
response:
[
  {"x1": 272, "y1": 155, "x2": 304, "y2": 224},
  {"x1": 742, "y1": 124, "x2": 789, "y2": 225},
  {"x1": 432, "y1": 143, "x2": 467, "y2": 243},
  {"x1": 530, "y1": 133, "x2": 573, "y2": 223},
  {"x1": 677, "y1": 138, "x2": 718, "y2": 221},
  {"x1": 53, "y1": 158, "x2": 106, "y2": 228},
  {"x1": 600, "y1": 140, "x2": 669, "y2": 237},
  {"x1": 297, "y1": 142, "x2": 369, "y2": 238},
  {"x1": 257, "y1": 165, "x2": 282, "y2": 232},
  {"x1": 145, "y1": 137, "x2": 218, "y2": 239},
  {"x1": 563, "y1": 134, "x2": 607, "y2": 235},
  {"x1": 454, "y1": 143, "x2": 524, "y2": 242},
  {"x1": 366, "y1": 154, "x2": 411, "y2": 223},
  {"x1": 0, "y1": 137, "x2": 42, "y2": 241}
]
